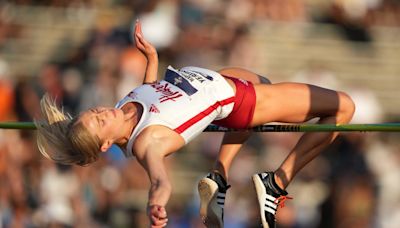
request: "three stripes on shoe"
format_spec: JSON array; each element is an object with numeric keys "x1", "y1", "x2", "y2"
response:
[
  {"x1": 216, "y1": 191, "x2": 226, "y2": 209},
  {"x1": 261, "y1": 172, "x2": 278, "y2": 216},
  {"x1": 206, "y1": 172, "x2": 230, "y2": 222},
  {"x1": 263, "y1": 192, "x2": 278, "y2": 215},
  {"x1": 217, "y1": 191, "x2": 226, "y2": 221}
]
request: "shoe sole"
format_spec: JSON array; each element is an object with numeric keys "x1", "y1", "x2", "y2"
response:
[
  {"x1": 252, "y1": 174, "x2": 270, "y2": 228},
  {"x1": 198, "y1": 178, "x2": 223, "y2": 228}
]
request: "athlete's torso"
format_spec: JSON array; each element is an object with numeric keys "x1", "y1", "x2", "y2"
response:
[{"x1": 116, "y1": 66, "x2": 235, "y2": 157}]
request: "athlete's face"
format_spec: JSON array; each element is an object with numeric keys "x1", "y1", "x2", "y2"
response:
[{"x1": 78, "y1": 107, "x2": 125, "y2": 152}]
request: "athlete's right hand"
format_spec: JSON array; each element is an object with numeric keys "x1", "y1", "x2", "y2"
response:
[
  {"x1": 148, "y1": 204, "x2": 168, "y2": 227},
  {"x1": 134, "y1": 20, "x2": 157, "y2": 58}
]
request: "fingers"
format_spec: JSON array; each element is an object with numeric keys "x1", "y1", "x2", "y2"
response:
[
  {"x1": 151, "y1": 206, "x2": 167, "y2": 220},
  {"x1": 149, "y1": 205, "x2": 168, "y2": 227},
  {"x1": 134, "y1": 20, "x2": 147, "y2": 50},
  {"x1": 151, "y1": 225, "x2": 167, "y2": 228},
  {"x1": 135, "y1": 30, "x2": 147, "y2": 46},
  {"x1": 151, "y1": 216, "x2": 168, "y2": 227},
  {"x1": 134, "y1": 20, "x2": 144, "y2": 41},
  {"x1": 134, "y1": 20, "x2": 143, "y2": 45},
  {"x1": 135, "y1": 34, "x2": 145, "y2": 50},
  {"x1": 133, "y1": 20, "x2": 157, "y2": 57},
  {"x1": 135, "y1": 33, "x2": 145, "y2": 46},
  {"x1": 137, "y1": 19, "x2": 142, "y2": 34},
  {"x1": 134, "y1": 19, "x2": 142, "y2": 36},
  {"x1": 156, "y1": 206, "x2": 167, "y2": 217}
]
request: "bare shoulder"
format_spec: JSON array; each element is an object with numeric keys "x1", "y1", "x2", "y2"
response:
[{"x1": 132, "y1": 125, "x2": 185, "y2": 159}]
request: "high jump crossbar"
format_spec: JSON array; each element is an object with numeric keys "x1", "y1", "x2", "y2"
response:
[{"x1": 1, "y1": 122, "x2": 400, "y2": 132}]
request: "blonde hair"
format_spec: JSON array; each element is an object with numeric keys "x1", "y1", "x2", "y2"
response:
[{"x1": 34, "y1": 94, "x2": 101, "y2": 166}]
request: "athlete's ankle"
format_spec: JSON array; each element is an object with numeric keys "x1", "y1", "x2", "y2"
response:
[
  {"x1": 273, "y1": 169, "x2": 289, "y2": 192},
  {"x1": 211, "y1": 169, "x2": 228, "y2": 181}
]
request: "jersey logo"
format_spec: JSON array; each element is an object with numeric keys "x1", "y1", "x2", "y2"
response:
[
  {"x1": 164, "y1": 69, "x2": 198, "y2": 96},
  {"x1": 174, "y1": 77, "x2": 183, "y2": 85},
  {"x1": 151, "y1": 82, "x2": 183, "y2": 103},
  {"x1": 127, "y1": 91, "x2": 138, "y2": 99},
  {"x1": 149, "y1": 104, "x2": 160, "y2": 113}
]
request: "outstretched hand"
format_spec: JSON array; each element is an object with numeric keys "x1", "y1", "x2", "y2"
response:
[
  {"x1": 134, "y1": 20, "x2": 157, "y2": 57},
  {"x1": 148, "y1": 204, "x2": 168, "y2": 227}
]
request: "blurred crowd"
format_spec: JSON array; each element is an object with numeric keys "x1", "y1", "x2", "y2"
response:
[{"x1": 1, "y1": 0, "x2": 400, "y2": 227}]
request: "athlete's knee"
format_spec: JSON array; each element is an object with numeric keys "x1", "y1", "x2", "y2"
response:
[{"x1": 338, "y1": 91, "x2": 356, "y2": 122}]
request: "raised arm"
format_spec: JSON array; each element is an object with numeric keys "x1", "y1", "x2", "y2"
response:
[{"x1": 134, "y1": 20, "x2": 159, "y2": 84}]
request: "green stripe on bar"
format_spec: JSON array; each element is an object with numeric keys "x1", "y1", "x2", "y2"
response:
[
  {"x1": 0, "y1": 122, "x2": 37, "y2": 130},
  {"x1": 1, "y1": 122, "x2": 400, "y2": 132}
]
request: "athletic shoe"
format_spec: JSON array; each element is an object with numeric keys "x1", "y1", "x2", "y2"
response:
[
  {"x1": 198, "y1": 172, "x2": 231, "y2": 228},
  {"x1": 252, "y1": 172, "x2": 292, "y2": 228}
]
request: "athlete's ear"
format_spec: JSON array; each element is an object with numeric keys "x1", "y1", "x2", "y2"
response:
[
  {"x1": 100, "y1": 140, "x2": 113, "y2": 152},
  {"x1": 124, "y1": 110, "x2": 136, "y2": 121}
]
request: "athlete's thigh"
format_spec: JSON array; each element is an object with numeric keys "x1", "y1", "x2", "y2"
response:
[
  {"x1": 217, "y1": 67, "x2": 269, "y2": 144},
  {"x1": 218, "y1": 67, "x2": 270, "y2": 84},
  {"x1": 251, "y1": 82, "x2": 344, "y2": 126}
]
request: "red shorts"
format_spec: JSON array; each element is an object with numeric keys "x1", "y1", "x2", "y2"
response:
[{"x1": 212, "y1": 76, "x2": 256, "y2": 129}]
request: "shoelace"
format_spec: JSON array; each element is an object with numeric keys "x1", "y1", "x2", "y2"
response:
[{"x1": 274, "y1": 195, "x2": 293, "y2": 208}]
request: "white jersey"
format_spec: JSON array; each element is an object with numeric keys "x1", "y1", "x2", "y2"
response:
[{"x1": 115, "y1": 66, "x2": 235, "y2": 157}]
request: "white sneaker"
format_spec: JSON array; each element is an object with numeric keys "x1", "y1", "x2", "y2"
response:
[{"x1": 198, "y1": 172, "x2": 230, "y2": 228}]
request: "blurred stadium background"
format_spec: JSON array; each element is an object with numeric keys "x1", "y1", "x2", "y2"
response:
[{"x1": 0, "y1": 0, "x2": 400, "y2": 227}]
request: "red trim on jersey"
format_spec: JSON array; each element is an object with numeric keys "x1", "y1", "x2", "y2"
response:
[
  {"x1": 212, "y1": 76, "x2": 256, "y2": 129},
  {"x1": 174, "y1": 97, "x2": 235, "y2": 134}
]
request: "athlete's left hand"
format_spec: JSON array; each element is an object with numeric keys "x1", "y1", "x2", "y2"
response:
[{"x1": 134, "y1": 20, "x2": 157, "y2": 58}]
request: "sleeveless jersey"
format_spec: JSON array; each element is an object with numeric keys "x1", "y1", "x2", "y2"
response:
[{"x1": 115, "y1": 66, "x2": 235, "y2": 157}]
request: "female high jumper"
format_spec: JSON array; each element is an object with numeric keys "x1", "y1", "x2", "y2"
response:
[{"x1": 35, "y1": 21, "x2": 355, "y2": 228}]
